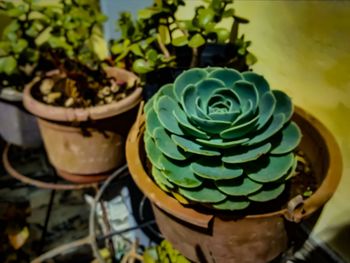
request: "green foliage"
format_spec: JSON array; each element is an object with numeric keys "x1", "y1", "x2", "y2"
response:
[
  {"x1": 144, "y1": 67, "x2": 302, "y2": 210},
  {"x1": 110, "y1": 0, "x2": 256, "y2": 76},
  {"x1": 143, "y1": 240, "x2": 189, "y2": 263},
  {"x1": 0, "y1": 0, "x2": 109, "y2": 101}
]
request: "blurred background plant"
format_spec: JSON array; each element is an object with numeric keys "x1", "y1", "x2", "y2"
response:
[
  {"x1": 109, "y1": 0, "x2": 256, "y2": 79},
  {"x1": 0, "y1": 0, "x2": 133, "y2": 107}
]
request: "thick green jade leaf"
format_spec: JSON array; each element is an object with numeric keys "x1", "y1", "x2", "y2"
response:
[
  {"x1": 220, "y1": 114, "x2": 259, "y2": 140},
  {"x1": 208, "y1": 68, "x2": 242, "y2": 87},
  {"x1": 144, "y1": 136, "x2": 164, "y2": 170},
  {"x1": 178, "y1": 184, "x2": 226, "y2": 203},
  {"x1": 156, "y1": 95, "x2": 185, "y2": 136},
  {"x1": 247, "y1": 153, "x2": 294, "y2": 183},
  {"x1": 196, "y1": 78, "x2": 226, "y2": 106},
  {"x1": 190, "y1": 114, "x2": 232, "y2": 134},
  {"x1": 172, "y1": 134, "x2": 221, "y2": 156},
  {"x1": 146, "y1": 108, "x2": 162, "y2": 136},
  {"x1": 173, "y1": 110, "x2": 209, "y2": 139},
  {"x1": 271, "y1": 122, "x2": 301, "y2": 155},
  {"x1": 257, "y1": 92, "x2": 276, "y2": 130},
  {"x1": 182, "y1": 85, "x2": 198, "y2": 117},
  {"x1": 153, "y1": 128, "x2": 189, "y2": 161},
  {"x1": 216, "y1": 176, "x2": 262, "y2": 196},
  {"x1": 213, "y1": 198, "x2": 250, "y2": 211},
  {"x1": 246, "y1": 114, "x2": 285, "y2": 146},
  {"x1": 222, "y1": 142, "x2": 272, "y2": 164},
  {"x1": 174, "y1": 68, "x2": 208, "y2": 101},
  {"x1": 248, "y1": 183, "x2": 285, "y2": 202},
  {"x1": 242, "y1": 72, "x2": 270, "y2": 98},
  {"x1": 190, "y1": 159, "x2": 243, "y2": 180},
  {"x1": 273, "y1": 90, "x2": 293, "y2": 122},
  {"x1": 159, "y1": 156, "x2": 202, "y2": 188},
  {"x1": 196, "y1": 137, "x2": 249, "y2": 149},
  {"x1": 152, "y1": 166, "x2": 174, "y2": 192},
  {"x1": 233, "y1": 80, "x2": 259, "y2": 112}
]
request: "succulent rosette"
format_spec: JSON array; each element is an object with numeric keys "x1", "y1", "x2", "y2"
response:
[{"x1": 143, "y1": 67, "x2": 301, "y2": 211}]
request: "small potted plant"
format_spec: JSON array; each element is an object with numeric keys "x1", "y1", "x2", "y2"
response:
[
  {"x1": 126, "y1": 67, "x2": 342, "y2": 262},
  {"x1": 110, "y1": 0, "x2": 256, "y2": 99},
  {"x1": 16, "y1": 0, "x2": 143, "y2": 183}
]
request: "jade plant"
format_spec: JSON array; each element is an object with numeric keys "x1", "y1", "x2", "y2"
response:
[
  {"x1": 143, "y1": 67, "x2": 302, "y2": 210},
  {"x1": 110, "y1": 0, "x2": 256, "y2": 77},
  {"x1": 0, "y1": 0, "x2": 134, "y2": 107}
]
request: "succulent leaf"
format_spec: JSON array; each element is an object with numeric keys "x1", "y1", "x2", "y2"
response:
[
  {"x1": 213, "y1": 198, "x2": 250, "y2": 211},
  {"x1": 196, "y1": 137, "x2": 249, "y2": 149},
  {"x1": 271, "y1": 122, "x2": 302, "y2": 155},
  {"x1": 248, "y1": 183, "x2": 285, "y2": 202},
  {"x1": 242, "y1": 71, "x2": 270, "y2": 98},
  {"x1": 173, "y1": 110, "x2": 210, "y2": 139},
  {"x1": 152, "y1": 166, "x2": 174, "y2": 192},
  {"x1": 222, "y1": 142, "x2": 271, "y2": 164},
  {"x1": 246, "y1": 114, "x2": 285, "y2": 146},
  {"x1": 216, "y1": 177, "x2": 262, "y2": 196},
  {"x1": 153, "y1": 128, "x2": 189, "y2": 160},
  {"x1": 256, "y1": 92, "x2": 276, "y2": 129},
  {"x1": 272, "y1": 90, "x2": 293, "y2": 122},
  {"x1": 174, "y1": 68, "x2": 208, "y2": 101},
  {"x1": 143, "y1": 67, "x2": 302, "y2": 210},
  {"x1": 159, "y1": 156, "x2": 202, "y2": 188},
  {"x1": 144, "y1": 135, "x2": 164, "y2": 170},
  {"x1": 190, "y1": 159, "x2": 243, "y2": 180},
  {"x1": 232, "y1": 80, "x2": 259, "y2": 112},
  {"x1": 145, "y1": 108, "x2": 162, "y2": 136},
  {"x1": 246, "y1": 153, "x2": 294, "y2": 183},
  {"x1": 156, "y1": 95, "x2": 185, "y2": 135},
  {"x1": 172, "y1": 134, "x2": 221, "y2": 156},
  {"x1": 178, "y1": 184, "x2": 226, "y2": 203},
  {"x1": 208, "y1": 68, "x2": 242, "y2": 87}
]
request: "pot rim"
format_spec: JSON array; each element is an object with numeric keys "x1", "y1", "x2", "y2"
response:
[
  {"x1": 126, "y1": 105, "x2": 342, "y2": 228},
  {"x1": 23, "y1": 67, "x2": 142, "y2": 122}
]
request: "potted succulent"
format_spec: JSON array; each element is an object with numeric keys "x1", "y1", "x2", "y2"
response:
[
  {"x1": 126, "y1": 67, "x2": 342, "y2": 262},
  {"x1": 110, "y1": 0, "x2": 256, "y2": 99},
  {"x1": 14, "y1": 0, "x2": 143, "y2": 183}
]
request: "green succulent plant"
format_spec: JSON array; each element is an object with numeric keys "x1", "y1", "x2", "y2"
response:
[{"x1": 143, "y1": 67, "x2": 302, "y2": 211}]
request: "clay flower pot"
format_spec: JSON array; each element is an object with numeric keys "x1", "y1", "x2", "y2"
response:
[
  {"x1": 24, "y1": 67, "x2": 142, "y2": 183},
  {"x1": 126, "y1": 106, "x2": 342, "y2": 263}
]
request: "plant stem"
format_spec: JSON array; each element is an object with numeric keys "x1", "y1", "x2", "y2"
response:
[
  {"x1": 190, "y1": 47, "x2": 199, "y2": 67},
  {"x1": 157, "y1": 34, "x2": 170, "y2": 59}
]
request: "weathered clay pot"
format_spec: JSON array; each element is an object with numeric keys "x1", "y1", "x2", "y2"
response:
[
  {"x1": 126, "y1": 106, "x2": 342, "y2": 263},
  {"x1": 0, "y1": 99, "x2": 42, "y2": 148},
  {"x1": 24, "y1": 67, "x2": 142, "y2": 183}
]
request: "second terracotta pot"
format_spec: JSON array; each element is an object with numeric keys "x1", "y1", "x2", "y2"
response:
[{"x1": 24, "y1": 67, "x2": 142, "y2": 183}]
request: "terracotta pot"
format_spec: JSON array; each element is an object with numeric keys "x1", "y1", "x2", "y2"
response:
[
  {"x1": 23, "y1": 67, "x2": 142, "y2": 183},
  {"x1": 0, "y1": 99, "x2": 42, "y2": 148},
  {"x1": 126, "y1": 106, "x2": 342, "y2": 263}
]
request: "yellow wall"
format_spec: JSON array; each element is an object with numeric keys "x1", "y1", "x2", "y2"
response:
[
  {"x1": 181, "y1": 0, "x2": 350, "y2": 259},
  {"x1": 229, "y1": 1, "x2": 350, "y2": 260}
]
